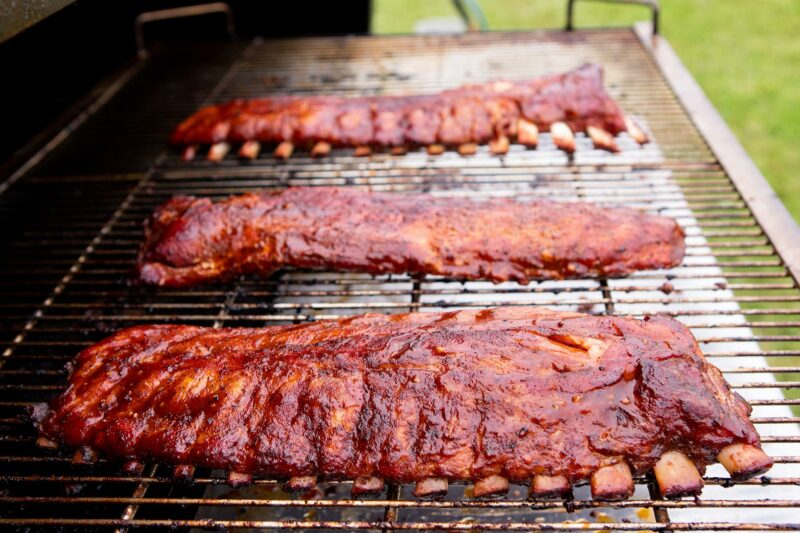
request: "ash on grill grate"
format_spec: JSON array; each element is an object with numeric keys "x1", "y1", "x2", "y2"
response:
[{"x1": 0, "y1": 29, "x2": 798, "y2": 531}]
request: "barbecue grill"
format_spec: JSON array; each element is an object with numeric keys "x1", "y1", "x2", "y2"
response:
[{"x1": 1, "y1": 3, "x2": 799, "y2": 531}]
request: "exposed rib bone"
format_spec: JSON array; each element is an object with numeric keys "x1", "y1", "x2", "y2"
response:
[
  {"x1": 489, "y1": 135, "x2": 510, "y2": 155},
  {"x1": 718, "y1": 443, "x2": 773, "y2": 480},
  {"x1": 122, "y1": 460, "x2": 144, "y2": 475},
  {"x1": 653, "y1": 451, "x2": 704, "y2": 498},
  {"x1": 413, "y1": 477, "x2": 448, "y2": 497},
  {"x1": 587, "y1": 126, "x2": 619, "y2": 153},
  {"x1": 427, "y1": 144, "x2": 446, "y2": 155},
  {"x1": 529, "y1": 474, "x2": 571, "y2": 499},
  {"x1": 625, "y1": 116, "x2": 648, "y2": 144},
  {"x1": 516, "y1": 118, "x2": 539, "y2": 146},
  {"x1": 173, "y1": 464, "x2": 195, "y2": 482},
  {"x1": 590, "y1": 462, "x2": 634, "y2": 501},
  {"x1": 390, "y1": 145, "x2": 408, "y2": 156},
  {"x1": 36, "y1": 436, "x2": 58, "y2": 450},
  {"x1": 491, "y1": 80, "x2": 514, "y2": 92},
  {"x1": 273, "y1": 141, "x2": 294, "y2": 160},
  {"x1": 181, "y1": 145, "x2": 197, "y2": 161},
  {"x1": 72, "y1": 446, "x2": 97, "y2": 465},
  {"x1": 352, "y1": 476, "x2": 384, "y2": 496},
  {"x1": 311, "y1": 141, "x2": 332, "y2": 158},
  {"x1": 286, "y1": 475, "x2": 317, "y2": 492},
  {"x1": 353, "y1": 146, "x2": 372, "y2": 157},
  {"x1": 172, "y1": 65, "x2": 642, "y2": 156},
  {"x1": 458, "y1": 143, "x2": 478, "y2": 156},
  {"x1": 238, "y1": 140, "x2": 261, "y2": 160},
  {"x1": 550, "y1": 122, "x2": 576, "y2": 153},
  {"x1": 472, "y1": 475, "x2": 509, "y2": 498},
  {"x1": 207, "y1": 142, "x2": 231, "y2": 162},
  {"x1": 227, "y1": 471, "x2": 253, "y2": 488}
]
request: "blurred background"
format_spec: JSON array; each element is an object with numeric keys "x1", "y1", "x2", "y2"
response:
[{"x1": 371, "y1": 0, "x2": 800, "y2": 221}]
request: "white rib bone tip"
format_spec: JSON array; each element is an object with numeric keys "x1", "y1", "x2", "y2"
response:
[
  {"x1": 718, "y1": 443, "x2": 773, "y2": 480},
  {"x1": 529, "y1": 474, "x2": 571, "y2": 499},
  {"x1": 516, "y1": 118, "x2": 539, "y2": 147},
  {"x1": 72, "y1": 446, "x2": 97, "y2": 465},
  {"x1": 489, "y1": 135, "x2": 510, "y2": 155},
  {"x1": 457, "y1": 143, "x2": 478, "y2": 156},
  {"x1": 390, "y1": 145, "x2": 408, "y2": 156},
  {"x1": 207, "y1": 142, "x2": 231, "y2": 162},
  {"x1": 227, "y1": 471, "x2": 253, "y2": 488},
  {"x1": 286, "y1": 475, "x2": 317, "y2": 492},
  {"x1": 426, "y1": 144, "x2": 446, "y2": 155},
  {"x1": 122, "y1": 460, "x2": 144, "y2": 476},
  {"x1": 352, "y1": 475, "x2": 384, "y2": 496},
  {"x1": 172, "y1": 464, "x2": 195, "y2": 481},
  {"x1": 491, "y1": 81, "x2": 514, "y2": 92},
  {"x1": 472, "y1": 475, "x2": 509, "y2": 498},
  {"x1": 413, "y1": 477, "x2": 448, "y2": 497},
  {"x1": 625, "y1": 116, "x2": 648, "y2": 144},
  {"x1": 36, "y1": 437, "x2": 58, "y2": 450},
  {"x1": 653, "y1": 451, "x2": 704, "y2": 498},
  {"x1": 353, "y1": 146, "x2": 372, "y2": 157},
  {"x1": 273, "y1": 141, "x2": 294, "y2": 160},
  {"x1": 587, "y1": 126, "x2": 619, "y2": 153},
  {"x1": 181, "y1": 145, "x2": 197, "y2": 161},
  {"x1": 550, "y1": 122, "x2": 576, "y2": 153},
  {"x1": 590, "y1": 462, "x2": 634, "y2": 501},
  {"x1": 310, "y1": 141, "x2": 332, "y2": 158},
  {"x1": 238, "y1": 140, "x2": 261, "y2": 160}
]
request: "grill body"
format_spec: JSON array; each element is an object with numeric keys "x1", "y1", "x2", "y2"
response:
[{"x1": 0, "y1": 27, "x2": 798, "y2": 530}]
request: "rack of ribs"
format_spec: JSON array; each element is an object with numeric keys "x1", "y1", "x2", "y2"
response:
[
  {"x1": 171, "y1": 63, "x2": 649, "y2": 161},
  {"x1": 35, "y1": 306, "x2": 771, "y2": 500},
  {"x1": 137, "y1": 186, "x2": 685, "y2": 288}
]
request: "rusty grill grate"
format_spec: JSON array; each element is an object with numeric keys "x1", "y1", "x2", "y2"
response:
[{"x1": 0, "y1": 29, "x2": 798, "y2": 531}]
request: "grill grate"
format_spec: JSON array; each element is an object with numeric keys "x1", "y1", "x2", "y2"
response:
[{"x1": 0, "y1": 29, "x2": 798, "y2": 531}]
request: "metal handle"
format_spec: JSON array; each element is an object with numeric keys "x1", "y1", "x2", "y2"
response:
[
  {"x1": 566, "y1": 0, "x2": 660, "y2": 35},
  {"x1": 452, "y1": 0, "x2": 489, "y2": 31},
  {"x1": 134, "y1": 2, "x2": 236, "y2": 58}
]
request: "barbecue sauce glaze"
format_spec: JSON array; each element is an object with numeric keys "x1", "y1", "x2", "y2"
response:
[
  {"x1": 138, "y1": 187, "x2": 685, "y2": 287},
  {"x1": 38, "y1": 307, "x2": 759, "y2": 484}
]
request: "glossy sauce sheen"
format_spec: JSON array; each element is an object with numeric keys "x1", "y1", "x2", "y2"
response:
[
  {"x1": 137, "y1": 187, "x2": 685, "y2": 287},
  {"x1": 38, "y1": 307, "x2": 760, "y2": 483},
  {"x1": 169, "y1": 64, "x2": 628, "y2": 147}
]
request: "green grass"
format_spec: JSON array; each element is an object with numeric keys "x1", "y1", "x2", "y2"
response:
[
  {"x1": 372, "y1": 0, "x2": 800, "y2": 221},
  {"x1": 372, "y1": 1, "x2": 800, "y2": 411}
]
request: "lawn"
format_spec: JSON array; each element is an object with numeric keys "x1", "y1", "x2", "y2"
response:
[
  {"x1": 372, "y1": 0, "x2": 800, "y2": 410},
  {"x1": 372, "y1": 0, "x2": 800, "y2": 220}
]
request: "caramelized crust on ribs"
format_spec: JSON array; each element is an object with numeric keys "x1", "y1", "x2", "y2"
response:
[
  {"x1": 137, "y1": 186, "x2": 685, "y2": 288},
  {"x1": 37, "y1": 307, "x2": 768, "y2": 497},
  {"x1": 170, "y1": 64, "x2": 638, "y2": 154}
]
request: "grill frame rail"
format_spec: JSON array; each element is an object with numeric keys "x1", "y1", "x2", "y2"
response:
[{"x1": 0, "y1": 25, "x2": 799, "y2": 531}]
